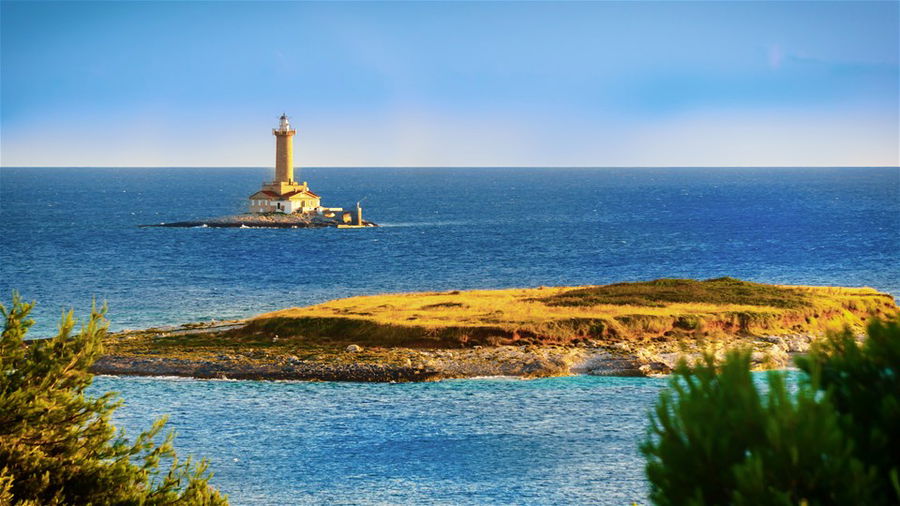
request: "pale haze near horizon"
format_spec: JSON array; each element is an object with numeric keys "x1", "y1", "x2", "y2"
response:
[{"x1": 1, "y1": 1, "x2": 898, "y2": 168}]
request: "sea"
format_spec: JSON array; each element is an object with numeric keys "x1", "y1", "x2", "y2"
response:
[{"x1": 1, "y1": 166, "x2": 898, "y2": 504}]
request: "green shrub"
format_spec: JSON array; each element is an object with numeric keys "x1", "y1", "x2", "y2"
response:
[
  {"x1": 796, "y1": 319, "x2": 900, "y2": 503},
  {"x1": 0, "y1": 293, "x2": 227, "y2": 505},
  {"x1": 642, "y1": 318, "x2": 899, "y2": 505}
]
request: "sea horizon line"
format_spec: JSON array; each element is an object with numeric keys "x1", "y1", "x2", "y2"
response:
[{"x1": 2, "y1": 165, "x2": 898, "y2": 170}]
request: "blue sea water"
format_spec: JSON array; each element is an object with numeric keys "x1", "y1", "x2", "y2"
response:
[
  {"x1": 2, "y1": 167, "x2": 897, "y2": 336},
  {"x1": 1, "y1": 166, "x2": 898, "y2": 504},
  {"x1": 94, "y1": 374, "x2": 666, "y2": 505}
]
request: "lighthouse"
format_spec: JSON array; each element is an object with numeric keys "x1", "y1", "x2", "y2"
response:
[
  {"x1": 248, "y1": 114, "x2": 322, "y2": 214},
  {"x1": 273, "y1": 113, "x2": 296, "y2": 184}
]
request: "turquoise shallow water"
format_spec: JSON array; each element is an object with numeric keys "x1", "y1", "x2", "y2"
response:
[{"x1": 93, "y1": 375, "x2": 666, "y2": 505}]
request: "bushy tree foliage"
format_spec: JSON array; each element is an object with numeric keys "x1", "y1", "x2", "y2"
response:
[
  {"x1": 0, "y1": 293, "x2": 227, "y2": 505},
  {"x1": 642, "y1": 318, "x2": 899, "y2": 505},
  {"x1": 797, "y1": 319, "x2": 900, "y2": 502}
]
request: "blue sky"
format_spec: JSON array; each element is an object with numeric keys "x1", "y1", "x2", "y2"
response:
[{"x1": 1, "y1": 1, "x2": 897, "y2": 167}]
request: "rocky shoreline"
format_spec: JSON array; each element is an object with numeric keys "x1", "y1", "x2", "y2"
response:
[
  {"x1": 92, "y1": 354, "x2": 443, "y2": 382},
  {"x1": 92, "y1": 321, "x2": 821, "y2": 382}
]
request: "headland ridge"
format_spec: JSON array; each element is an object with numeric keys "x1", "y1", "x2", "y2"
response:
[{"x1": 92, "y1": 278, "x2": 898, "y2": 381}]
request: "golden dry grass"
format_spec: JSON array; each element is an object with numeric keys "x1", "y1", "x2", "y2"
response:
[
  {"x1": 244, "y1": 279, "x2": 896, "y2": 348},
  {"x1": 259, "y1": 283, "x2": 886, "y2": 326}
]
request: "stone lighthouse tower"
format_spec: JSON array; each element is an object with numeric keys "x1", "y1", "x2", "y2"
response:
[
  {"x1": 248, "y1": 114, "x2": 322, "y2": 214},
  {"x1": 273, "y1": 113, "x2": 296, "y2": 184}
]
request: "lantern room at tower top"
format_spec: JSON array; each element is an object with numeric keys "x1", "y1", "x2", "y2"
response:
[{"x1": 248, "y1": 114, "x2": 330, "y2": 215}]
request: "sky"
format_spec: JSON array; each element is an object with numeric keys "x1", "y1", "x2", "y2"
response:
[{"x1": 1, "y1": 1, "x2": 898, "y2": 167}]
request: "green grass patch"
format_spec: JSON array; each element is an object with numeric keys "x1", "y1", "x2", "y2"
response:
[
  {"x1": 539, "y1": 277, "x2": 812, "y2": 309},
  {"x1": 420, "y1": 302, "x2": 468, "y2": 310}
]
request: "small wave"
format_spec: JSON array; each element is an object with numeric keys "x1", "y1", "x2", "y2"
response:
[
  {"x1": 378, "y1": 221, "x2": 472, "y2": 228},
  {"x1": 445, "y1": 375, "x2": 526, "y2": 382},
  {"x1": 95, "y1": 374, "x2": 198, "y2": 382},
  {"x1": 96, "y1": 374, "x2": 259, "y2": 383}
]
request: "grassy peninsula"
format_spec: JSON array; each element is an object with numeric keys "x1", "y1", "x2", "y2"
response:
[{"x1": 95, "y1": 278, "x2": 898, "y2": 381}]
